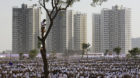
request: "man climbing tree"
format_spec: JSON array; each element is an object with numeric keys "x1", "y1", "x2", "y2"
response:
[
  {"x1": 41, "y1": 19, "x2": 46, "y2": 33},
  {"x1": 38, "y1": 0, "x2": 80, "y2": 77},
  {"x1": 36, "y1": 0, "x2": 108, "y2": 78}
]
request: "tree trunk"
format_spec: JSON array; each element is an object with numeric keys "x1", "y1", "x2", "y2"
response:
[
  {"x1": 40, "y1": 52, "x2": 49, "y2": 78},
  {"x1": 40, "y1": 39, "x2": 49, "y2": 78},
  {"x1": 39, "y1": 20, "x2": 55, "y2": 78}
]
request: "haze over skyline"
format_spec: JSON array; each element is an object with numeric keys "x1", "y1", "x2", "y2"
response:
[{"x1": 0, "y1": 0, "x2": 140, "y2": 51}]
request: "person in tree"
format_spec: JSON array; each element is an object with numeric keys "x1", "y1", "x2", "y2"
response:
[
  {"x1": 41, "y1": 19, "x2": 46, "y2": 33},
  {"x1": 40, "y1": 19, "x2": 47, "y2": 53}
]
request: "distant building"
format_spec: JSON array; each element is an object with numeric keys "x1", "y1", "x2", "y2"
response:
[
  {"x1": 92, "y1": 5, "x2": 131, "y2": 54},
  {"x1": 132, "y1": 38, "x2": 140, "y2": 48},
  {"x1": 12, "y1": 4, "x2": 41, "y2": 53},
  {"x1": 0, "y1": 50, "x2": 12, "y2": 54},
  {"x1": 74, "y1": 13, "x2": 87, "y2": 51},
  {"x1": 47, "y1": 10, "x2": 68, "y2": 53},
  {"x1": 92, "y1": 14, "x2": 101, "y2": 53},
  {"x1": 46, "y1": 10, "x2": 87, "y2": 53}
]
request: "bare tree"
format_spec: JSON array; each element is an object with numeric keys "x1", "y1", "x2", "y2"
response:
[
  {"x1": 38, "y1": 0, "x2": 80, "y2": 77},
  {"x1": 37, "y1": 0, "x2": 107, "y2": 78}
]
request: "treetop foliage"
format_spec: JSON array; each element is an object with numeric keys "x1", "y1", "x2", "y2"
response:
[
  {"x1": 113, "y1": 47, "x2": 121, "y2": 55},
  {"x1": 92, "y1": 0, "x2": 107, "y2": 6},
  {"x1": 38, "y1": 0, "x2": 107, "y2": 10},
  {"x1": 129, "y1": 48, "x2": 140, "y2": 58},
  {"x1": 29, "y1": 49, "x2": 38, "y2": 59},
  {"x1": 82, "y1": 43, "x2": 90, "y2": 50}
]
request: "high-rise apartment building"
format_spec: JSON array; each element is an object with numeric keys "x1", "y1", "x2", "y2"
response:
[
  {"x1": 12, "y1": 4, "x2": 41, "y2": 53},
  {"x1": 131, "y1": 38, "x2": 140, "y2": 48},
  {"x1": 93, "y1": 5, "x2": 131, "y2": 54},
  {"x1": 74, "y1": 13, "x2": 87, "y2": 51},
  {"x1": 47, "y1": 10, "x2": 68, "y2": 53},
  {"x1": 92, "y1": 14, "x2": 101, "y2": 53},
  {"x1": 46, "y1": 10, "x2": 87, "y2": 53}
]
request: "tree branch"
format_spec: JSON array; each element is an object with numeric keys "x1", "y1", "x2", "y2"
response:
[
  {"x1": 39, "y1": 0, "x2": 51, "y2": 20},
  {"x1": 44, "y1": 21, "x2": 53, "y2": 39},
  {"x1": 51, "y1": 0, "x2": 55, "y2": 8},
  {"x1": 38, "y1": 36, "x2": 42, "y2": 41},
  {"x1": 50, "y1": 0, "x2": 55, "y2": 17},
  {"x1": 52, "y1": 10, "x2": 59, "y2": 20},
  {"x1": 59, "y1": 0, "x2": 73, "y2": 10},
  {"x1": 43, "y1": 0, "x2": 74, "y2": 39}
]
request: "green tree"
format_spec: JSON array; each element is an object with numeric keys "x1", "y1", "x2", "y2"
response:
[
  {"x1": 113, "y1": 47, "x2": 121, "y2": 56},
  {"x1": 126, "y1": 54, "x2": 131, "y2": 58},
  {"x1": 28, "y1": 0, "x2": 108, "y2": 77},
  {"x1": 19, "y1": 52, "x2": 23, "y2": 60},
  {"x1": 104, "y1": 49, "x2": 109, "y2": 56},
  {"x1": 29, "y1": 49, "x2": 38, "y2": 59},
  {"x1": 129, "y1": 48, "x2": 140, "y2": 58},
  {"x1": 82, "y1": 43, "x2": 90, "y2": 58},
  {"x1": 50, "y1": 51, "x2": 57, "y2": 59}
]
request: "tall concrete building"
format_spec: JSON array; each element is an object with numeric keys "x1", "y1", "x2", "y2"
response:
[
  {"x1": 92, "y1": 5, "x2": 131, "y2": 54},
  {"x1": 74, "y1": 13, "x2": 87, "y2": 51},
  {"x1": 12, "y1": 4, "x2": 41, "y2": 53},
  {"x1": 67, "y1": 11, "x2": 75, "y2": 51},
  {"x1": 46, "y1": 10, "x2": 87, "y2": 53},
  {"x1": 47, "y1": 11, "x2": 66, "y2": 53},
  {"x1": 47, "y1": 10, "x2": 74, "y2": 53},
  {"x1": 92, "y1": 14, "x2": 101, "y2": 53},
  {"x1": 132, "y1": 38, "x2": 140, "y2": 48}
]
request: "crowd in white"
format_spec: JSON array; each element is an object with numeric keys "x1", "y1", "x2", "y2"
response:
[
  {"x1": 0, "y1": 57, "x2": 140, "y2": 78},
  {"x1": 0, "y1": 59, "x2": 44, "y2": 78}
]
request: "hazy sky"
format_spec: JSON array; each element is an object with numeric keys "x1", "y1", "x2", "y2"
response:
[{"x1": 0, "y1": 0, "x2": 140, "y2": 51}]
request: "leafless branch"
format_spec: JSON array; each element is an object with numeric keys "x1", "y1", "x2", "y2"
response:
[
  {"x1": 39, "y1": 0, "x2": 51, "y2": 19},
  {"x1": 43, "y1": 0, "x2": 74, "y2": 39}
]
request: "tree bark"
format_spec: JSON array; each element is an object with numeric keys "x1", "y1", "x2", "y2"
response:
[
  {"x1": 40, "y1": 39, "x2": 49, "y2": 78},
  {"x1": 39, "y1": 28, "x2": 49, "y2": 78}
]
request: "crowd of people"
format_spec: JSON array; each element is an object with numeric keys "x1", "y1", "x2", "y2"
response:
[
  {"x1": 49, "y1": 57, "x2": 140, "y2": 78},
  {"x1": 0, "y1": 59, "x2": 44, "y2": 78},
  {"x1": 0, "y1": 57, "x2": 140, "y2": 78}
]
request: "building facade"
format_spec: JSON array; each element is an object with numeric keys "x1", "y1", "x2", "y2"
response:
[
  {"x1": 46, "y1": 10, "x2": 87, "y2": 53},
  {"x1": 47, "y1": 11, "x2": 68, "y2": 53},
  {"x1": 74, "y1": 13, "x2": 87, "y2": 51},
  {"x1": 131, "y1": 38, "x2": 140, "y2": 48},
  {"x1": 12, "y1": 4, "x2": 41, "y2": 53},
  {"x1": 93, "y1": 5, "x2": 131, "y2": 54},
  {"x1": 92, "y1": 14, "x2": 101, "y2": 53}
]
